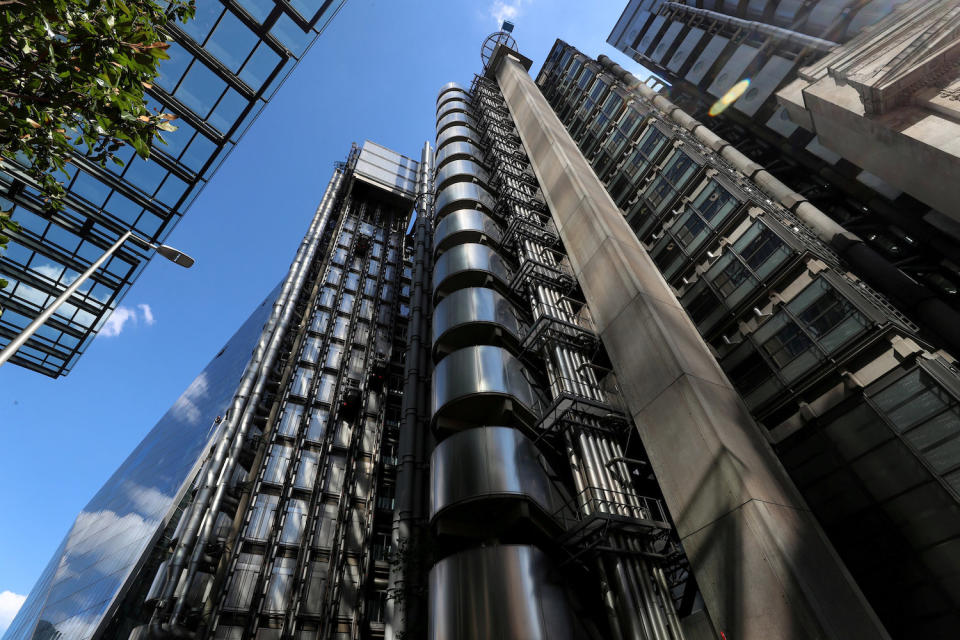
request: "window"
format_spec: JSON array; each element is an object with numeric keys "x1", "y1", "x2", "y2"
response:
[
  {"x1": 787, "y1": 278, "x2": 868, "y2": 353},
  {"x1": 277, "y1": 404, "x2": 304, "y2": 437},
  {"x1": 325, "y1": 343, "x2": 343, "y2": 369},
  {"x1": 311, "y1": 310, "x2": 330, "y2": 334},
  {"x1": 762, "y1": 321, "x2": 814, "y2": 368},
  {"x1": 873, "y1": 368, "x2": 960, "y2": 479},
  {"x1": 301, "y1": 336, "x2": 322, "y2": 364},
  {"x1": 710, "y1": 254, "x2": 752, "y2": 298},
  {"x1": 738, "y1": 224, "x2": 786, "y2": 275},
  {"x1": 317, "y1": 373, "x2": 337, "y2": 404},
  {"x1": 294, "y1": 452, "x2": 320, "y2": 490},
  {"x1": 345, "y1": 271, "x2": 360, "y2": 291},
  {"x1": 246, "y1": 495, "x2": 278, "y2": 541},
  {"x1": 306, "y1": 408, "x2": 328, "y2": 442},
  {"x1": 263, "y1": 444, "x2": 293, "y2": 484},
  {"x1": 264, "y1": 557, "x2": 297, "y2": 612},
  {"x1": 326, "y1": 266, "x2": 342, "y2": 285},
  {"x1": 224, "y1": 553, "x2": 262, "y2": 610},
  {"x1": 325, "y1": 455, "x2": 346, "y2": 494},
  {"x1": 291, "y1": 367, "x2": 313, "y2": 397},
  {"x1": 332, "y1": 315, "x2": 350, "y2": 340},
  {"x1": 280, "y1": 499, "x2": 309, "y2": 544},
  {"x1": 318, "y1": 287, "x2": 336, "y2": 309},
  {"x1": 339, "y1": 292, "x2": 355, "y2": 314}
]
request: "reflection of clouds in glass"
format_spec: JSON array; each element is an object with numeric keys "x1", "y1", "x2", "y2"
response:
[
  {"x1": 7, "y1": 285, "x2": 283, "y2": 640},
  {"x1": 123, "y1": 481, "x2": 170, "y2": 516},
  {"x1": 170, "y1": 372, "x2": 210, "y2": 425},
  {"x1": 40, "y1": 480, "x2": 170, "y2": 637}
]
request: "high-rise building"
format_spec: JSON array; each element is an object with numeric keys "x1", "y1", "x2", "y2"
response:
[
  {"x1": 4, "y1": 140, "x2": 424, "y2": 640},
  {"x1": 536, "y1": 38, "x2": 960, "y2": 638},
  {"x1": 606, "y1": 1, "x2": 960, "y2": 330},
  {"x1": 10, "y1": 29, "x2": 960, "y2": 640},
  {"x1": 0, "y1": 0, "x2": 346, "y2": 376}
]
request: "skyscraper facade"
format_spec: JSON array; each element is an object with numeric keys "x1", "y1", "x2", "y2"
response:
[
  {"x1": 0, "y1": 0, "x2": 346, "y2": 376},
  {"x1": 5, "y1": 140, "x2": 423, "y2": 640},
  {"x1": 11, "y1": 30, "x2": 959, "y2": 640},
  {"x1": 606, "y1": 1, "x2": 960, "y2": 331},
  {"x1": 536, "y1": 38, "x2": 960, "y2": 638}
]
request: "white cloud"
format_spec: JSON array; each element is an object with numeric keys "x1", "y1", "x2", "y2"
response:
[
  {"x1": 489, "y1": 0, "x2": 529, "y2": 27},
  {"x1": 0, "y1": 591, "x2": 27, "y2": 635},
  {"x1": 100, "y1": 304, "x2": 155, "y2": 337},
  {"x1": 170, "y1": 372, "x2": 210, "y2": 425},
  {"x1": 138, "y1": 303, "x2": 155, "y2": 326}
]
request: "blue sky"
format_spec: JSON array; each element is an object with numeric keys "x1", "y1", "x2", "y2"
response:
[{"x1": 0, "y1": 0, "x2": 651, "y2": 630}]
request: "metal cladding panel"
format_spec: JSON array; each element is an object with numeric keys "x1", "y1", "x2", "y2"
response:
[
  {"x1": 436, "y1": 111, "x2": 479, "y2": 134},
  {"x1": 428, "y1": 545, "x2": 579, "y2": 640},
  {"x1": 433, "y1": 210, "x2": 503, "y2": 256},
  {"x1": 733, "y1": 54, "x2": 794, "y2": 116},
  {"x1": 432, "y1": 243, "x2": 511, "y2": 298},
  {"x1": 435, "y1": 141, "x2": 485, "y2": 170},
  {"x1": 431, "y1": 345, "x2": 540, "y2": 422},
  {"x1": 667, "y1": 27, "x2": 706, "y2": 73},
  {"x1": 766, "y1": 106, "x2": 800, "y2": 138},
  {"x1": 435, "y1": 159, "x2": 490, "y2": 191},
  {"x1": 706, "y1": 44, "x2": 759, "y2": 98},
  {"x1": 437, "y1": 82, "x2": 466, "y2": 101},
  {"x1": 637, "y1": 15, "x2": 665, "y2": 53},
  {"x1": 620, "y1": 10, "x2": 652, "y2": 52},
  {"x1": 608, "y1": 0, "x2": 646, "y2": 49},
  {"x1": 652, "y1": 21, "x2": 684, "y2": 64},
  {"x1": 430, "y1": 427, "x2": 560, "y2": 519},
  {"x1": 685, "y1": 35, "x2": 729, "y2": 85},
  {"x1": 432, "y1": 287, "x2": 522, "y2": 350},
  {"x1": 436, "y1": 99, "x2": 471, "y2": 122},
  {"x1": 354, "y1": 140, "x2": 420, "y2": 199},
  {"x1": 436, "y1": 125, "x2": 482, "y2": 151},
  {"x1": 5, "y1": 285, "x2": 282, "y2": 640},
  {"x1": 434, "y1": 181, "x2": 497, "y2": 217},
  {"x1": 773, "y1": 0, "x2": 803, "y2": 26}
]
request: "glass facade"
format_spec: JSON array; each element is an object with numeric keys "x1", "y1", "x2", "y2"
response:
[
  {"x1": 4, "y1": 285, "x2": 282, "y2": 640},
  {"x1": 0, "y1": 0, "x2": 346, "y2": 377},
  {"x1": 6, "y1": 142, "x2": 421, "y2": 640}
]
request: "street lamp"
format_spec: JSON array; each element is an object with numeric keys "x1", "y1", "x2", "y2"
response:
[{"x1": 0, "y1": 230, "x2": 194, "y2": 368}]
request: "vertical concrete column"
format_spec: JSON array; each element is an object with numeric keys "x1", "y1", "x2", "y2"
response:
[{"x1": 494, "y1": 52, "x2": 890, "y2": 640}]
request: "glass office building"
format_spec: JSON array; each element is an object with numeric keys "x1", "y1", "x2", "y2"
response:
[
  {"x1": 5, "y1": 141, "x2": 423, "y2": 640},
  {"x1": 0, "y1": 0, "x2": 346, "y2": 377}
]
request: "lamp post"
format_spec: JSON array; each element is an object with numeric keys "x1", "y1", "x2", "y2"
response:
[{"x1": 0, "y1": 230, "x2": 194, "y2": 368}]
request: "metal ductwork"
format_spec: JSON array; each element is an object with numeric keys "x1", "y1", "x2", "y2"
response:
[
  {"x1": 432, "y1": 242, "x2": 512, "y2": 302},
  {"x1": 435, "y1": 140, "x2": 485, "y2": 170},
  {"x1": 433, "y1": 209, "x2": 503, "y2": 256},
  {"x1": 434, "y1": 180, "x2": 498, "y2": 218},
  {"x1": 432, "y1": 287, "x2": 523, "y2": 360},
  {"x1": 431, "y1": 345, "x2": 542, "y2": 432},
  {"x1": 435, "y1": 158, "x2": 491, "y2": 191},
  {"x1": 436, "y1": 125, "x2": 483, "y2": 151},
  {"x1": 428, "y1": 545, "x2": 583, "y2": 640},
  {"x1": 430, "y1": 426, "x2": 567, "y2": 538}
]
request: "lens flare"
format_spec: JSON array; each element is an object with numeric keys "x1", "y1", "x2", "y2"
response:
[{"x1": 708, "y1": 78, "x2": 751, "y2": 117}]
